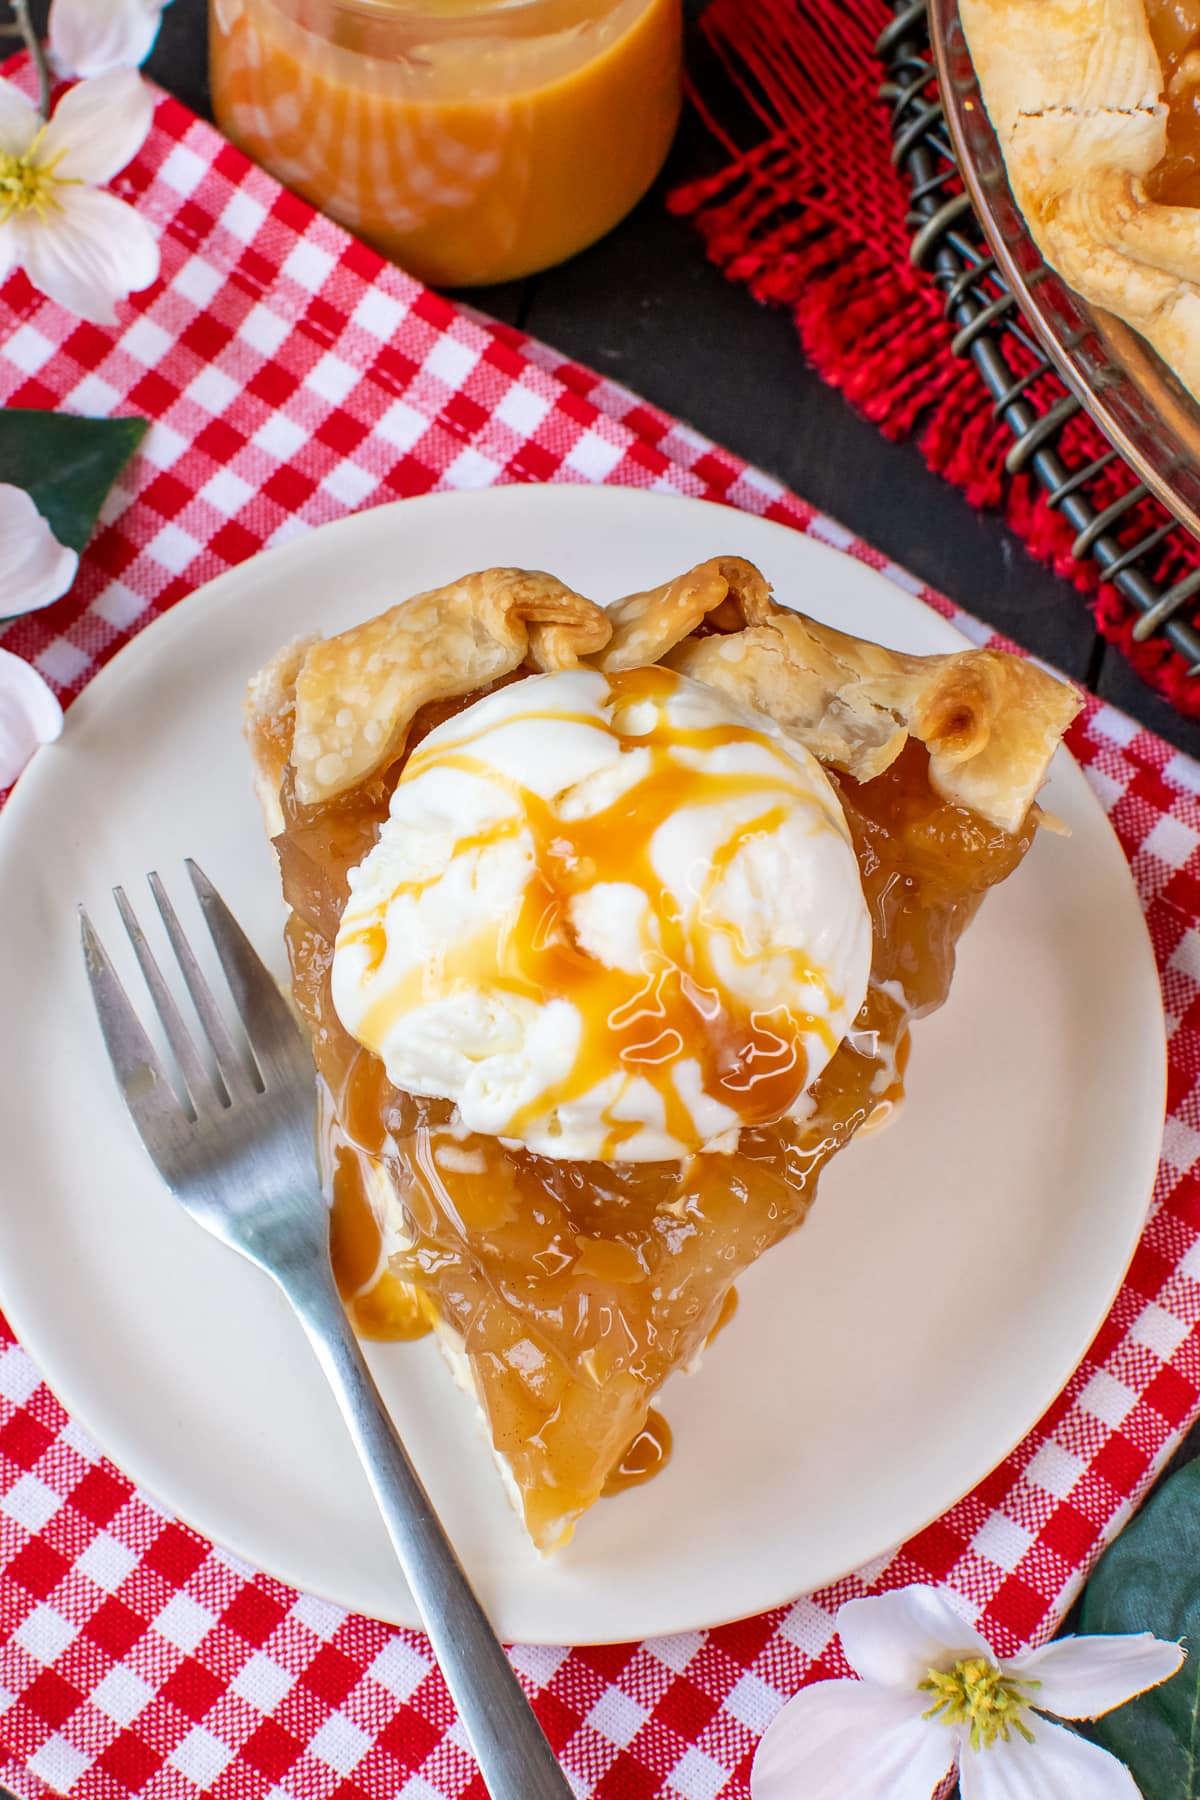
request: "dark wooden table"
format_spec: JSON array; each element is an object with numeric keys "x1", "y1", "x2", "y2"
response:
[{"x1": 127, "y1": 0, "x2": 1200, "y2": 762}]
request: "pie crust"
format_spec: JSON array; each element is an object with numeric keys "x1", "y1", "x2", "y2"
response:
[
  {"x1": 245, "y1": 557, "x2": 1080, "y2": 1550},
  {"x1": 960, "y1": 0, "x2": 1200, "y2": 397},
  {"x1": 258, "y1": 560, "x2": 1078, "y2": 829}
]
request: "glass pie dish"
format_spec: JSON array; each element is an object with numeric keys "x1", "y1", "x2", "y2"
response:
[{"x1": 931, "y1": 0, "x2": 1200, "y2": 543}]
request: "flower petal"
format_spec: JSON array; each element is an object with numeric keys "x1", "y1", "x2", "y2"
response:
[
  {"x1": 1014, "y1": 1633, "x2": 1185, "y2": 1719},
  {"x1": 0, "y1": 484, "x2": 78, "y2": 617},
  {"x1": 752, "y1": 1679, "x2": 957, "y2": 1800},
  {"x1": 15, "y1": 187, "x2": 159, "y2": 325},
  {"x1": 40, "y1": 69, "x2": 155, "y2": 185},
  {"x1": 0, "y1": 650, "x2": 64, "y2": 790},
  {"x1": 837, "y1": 1586, "x2": 995, "y2": 1688},
  {"x1": 49, "y1": 0, "x2": 166, "y2": 80},
  {"x1": 0, "y1": 76, "x2": 41, "y2": 157},
  {"x1": 957, "y1": 1713, "x2": 1141, "y2": 1800},
  {"x1": 0, "y1": 218, "x2": 20, "y2": 287}
]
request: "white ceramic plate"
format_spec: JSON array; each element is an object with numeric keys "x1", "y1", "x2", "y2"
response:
[{"x1": 0, "y1": 486, "x2": 1164, "y2": 1645}]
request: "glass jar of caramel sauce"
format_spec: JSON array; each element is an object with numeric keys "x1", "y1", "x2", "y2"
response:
[{"x1": 210, "y1": 0, "x2": 683, "y2": 286}]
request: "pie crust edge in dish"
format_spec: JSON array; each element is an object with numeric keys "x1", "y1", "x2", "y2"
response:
[
  {"x1": 959, "y1": 0, "x2": 1200, "y2": 400},
  {"x1": 245, "y1": 559, "x2": 1081, "y2": 1551}
]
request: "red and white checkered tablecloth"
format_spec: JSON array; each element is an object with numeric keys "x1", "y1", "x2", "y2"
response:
[{"x1": 3, "y1": 57, "x2": 1200, "y2": 1800}]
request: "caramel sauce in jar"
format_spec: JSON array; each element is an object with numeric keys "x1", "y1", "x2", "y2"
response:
[{"x1": 210, "y1": 0, "x2": 682, "y2": 287}]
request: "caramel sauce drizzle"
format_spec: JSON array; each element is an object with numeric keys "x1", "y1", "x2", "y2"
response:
[
  {"x1": 327, "y1": 1121, "x2": 432, "y2": 1343},
  {"x1": 602, "y1": 1410, "x2": 673, "y2": 1496},
  {"x1": 340, "y1": 665, "x2": 844, "y2": 1156},
  {"x1": 706, "y1": 1285, "x2": 739, "y2": 1346}
]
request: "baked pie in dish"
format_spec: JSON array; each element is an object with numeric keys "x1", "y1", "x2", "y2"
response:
[
  {"x1": 961, "y1": 0, "x2": 1200, "y2": 398},
  {"x1": 245, "y1": 556, "x2": 1079, "y2": 1552}
]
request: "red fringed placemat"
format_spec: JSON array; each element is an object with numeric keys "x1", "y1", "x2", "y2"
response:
[
  {"x1": 669, "y1": 0, "x2": 1200, "y2": 715},
  {"x1": 4, "y1": 47, "x2": 1200, "y2": 1800}
]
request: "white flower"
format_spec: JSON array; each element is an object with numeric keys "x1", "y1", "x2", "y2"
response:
[
  {"x1": 0, "y1": 68, "x2": 159, "y2": 325},
  {"x1": 0, "y1": 483, "x2": 78, "y2": 618},
  {"x1": 48, "y1": 0, "x2": 171, "y2": 80},
  {"x1": 752, "y1": 1584, "x2": 1185, "y2": 1800},
  {"x1": 0, "y1": 648, "x2": 63, "y2": 789}
]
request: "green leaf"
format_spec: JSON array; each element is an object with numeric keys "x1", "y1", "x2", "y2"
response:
[
  {"x1": 1078, "y1": 1459, "x2": 1200, "y2": 1798},
  {"x1": 0, "y1": 410, "x2": 147, "y2": 554}
]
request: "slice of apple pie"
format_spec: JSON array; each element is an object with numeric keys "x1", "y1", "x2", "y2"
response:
[{"x1": 245, "y1": 556, "x2": 1080, "y2": 1552}]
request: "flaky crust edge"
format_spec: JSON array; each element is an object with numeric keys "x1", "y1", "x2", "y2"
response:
[{"x1": 245, "y1": 558, "x2": 1081, "y2": 835}]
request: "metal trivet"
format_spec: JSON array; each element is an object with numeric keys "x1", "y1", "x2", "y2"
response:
[{"x1": 877, "y1": 0, "x2": 1200, "y2": 673}]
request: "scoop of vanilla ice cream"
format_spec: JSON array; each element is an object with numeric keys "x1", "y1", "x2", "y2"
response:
[{"x1": 331, "y1": 666, "x2": 872, "y2": 1161}]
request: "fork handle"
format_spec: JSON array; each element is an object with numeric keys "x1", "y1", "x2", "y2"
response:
[{"x1": 289, "y1": 1274, "x2": 575, "y2": 1800}]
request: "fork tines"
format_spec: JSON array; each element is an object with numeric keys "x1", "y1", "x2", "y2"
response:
[{"x1": 80, "y1": 862, "x2": 298, "y2": 1136}]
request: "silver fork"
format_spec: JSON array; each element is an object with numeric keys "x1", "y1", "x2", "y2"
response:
[{"x1": 80, "y1": 862, "x2": 574, "y2": 1800}]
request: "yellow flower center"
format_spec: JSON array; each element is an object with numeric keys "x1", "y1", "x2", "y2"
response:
[
  {"x1": 919, "y1": 1657, "x2": 1039, "y2": 1753},
  {"x1": 0, "y1": 130, "x2": 73, "y2": 223}
]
